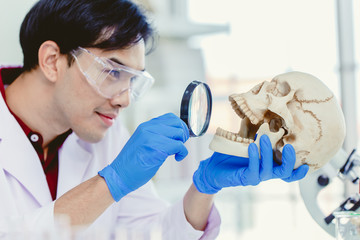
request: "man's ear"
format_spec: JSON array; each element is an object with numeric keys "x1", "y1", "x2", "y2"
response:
[{"x1": 38, "y1": 41, "x2": 62, "y2": 83}]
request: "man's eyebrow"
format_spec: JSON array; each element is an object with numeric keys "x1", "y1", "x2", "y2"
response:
[
  {"x1": 109, "y1": 57, "x2": 146, "y2": 72},
  {"x1": 109, "y1": 57, "x2": 124, "y2": 66}
]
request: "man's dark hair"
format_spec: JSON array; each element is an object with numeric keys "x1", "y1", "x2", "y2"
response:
[{"x1": 20, "y1": 0, "x2": 155, "y2": 71}]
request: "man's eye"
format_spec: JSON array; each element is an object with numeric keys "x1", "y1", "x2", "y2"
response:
[{"x1": 105, "y1": 69, "x2": 121, "y2": 79}]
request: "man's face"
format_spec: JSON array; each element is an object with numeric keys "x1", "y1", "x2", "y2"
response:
[{"x1": 55, "y1": 40, "x2": 146, "y2": 143}]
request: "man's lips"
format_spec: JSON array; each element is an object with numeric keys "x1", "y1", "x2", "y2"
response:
[
  {"x1": 98, "y1": 112, "x2": 117, "y2": 119},
  {"x1": 96, "y1": 112, "x2": 117, "y2": 127}
]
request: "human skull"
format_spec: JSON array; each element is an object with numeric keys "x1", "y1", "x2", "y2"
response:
[{"x1": 209, "y1": 71, "x2": 346, "y2": 173}]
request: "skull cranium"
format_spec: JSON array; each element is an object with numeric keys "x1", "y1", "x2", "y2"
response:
[{"x1": 209, "y1": 71, "x2": 346, "y2": 173}]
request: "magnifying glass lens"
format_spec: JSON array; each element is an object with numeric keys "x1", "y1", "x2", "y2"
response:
[
  {"x1": 180, "y1": 81, "x2": 212, "y2": 137},
  {"x1": 189, "y1": 85, "x2": 208, "y2": 136}
]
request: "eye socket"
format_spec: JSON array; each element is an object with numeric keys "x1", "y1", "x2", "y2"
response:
[{"x1": 273, "y1": 80, "x2": 291, "y2": 96}]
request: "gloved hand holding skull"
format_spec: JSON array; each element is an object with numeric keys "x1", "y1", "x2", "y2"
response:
[{"x1": 193, "y1": 71, "x2": 346, "y2": 194}]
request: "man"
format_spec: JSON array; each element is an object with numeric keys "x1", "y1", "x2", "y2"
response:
[{"x1": 0, "y1": 0, "x2": 309, "y2": 239}]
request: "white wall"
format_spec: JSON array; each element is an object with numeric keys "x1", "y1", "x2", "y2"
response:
[{"x1": 0, "y1": 0, "x2": 38, "y2": 65}]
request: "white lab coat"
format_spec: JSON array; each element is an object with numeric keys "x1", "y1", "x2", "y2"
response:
[{"x1": 0, "y1": 92, "x2": 220, "y2": 239}]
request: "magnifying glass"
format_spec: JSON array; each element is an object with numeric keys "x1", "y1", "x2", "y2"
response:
[{"x1": 180, "y1": 81, "x2": 212, "y2": 137}]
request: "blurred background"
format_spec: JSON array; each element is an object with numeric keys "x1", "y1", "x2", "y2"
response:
[{"x1": 1, "y1": 0, "x2": 360, "y2": 239}]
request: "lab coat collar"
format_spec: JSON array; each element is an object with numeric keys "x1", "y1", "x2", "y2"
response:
[{"x1": 0, "y1": 96, "x2": 52, "y2": 206}]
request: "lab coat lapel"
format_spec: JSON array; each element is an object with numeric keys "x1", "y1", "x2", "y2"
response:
[
  {"x1": 0, "y1": 138, "x2": 18, "y2": 215},
  {"x1": 57, "y1": 134, "x2": 93, "y2": 197},
  {"x1": 0, "y1": 102, "x2": 52, "y2": 206}
]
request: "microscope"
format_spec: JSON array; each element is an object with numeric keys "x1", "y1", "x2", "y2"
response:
[{"x1": 299, "y1": 148, "x2": 360, "y2": 236}]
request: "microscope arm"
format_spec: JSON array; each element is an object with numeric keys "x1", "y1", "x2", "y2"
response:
[{"x1": 298, "y1": 148, "x2": 348, "y2": 237}]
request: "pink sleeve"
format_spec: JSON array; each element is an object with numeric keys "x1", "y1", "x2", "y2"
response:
[
  {"x1": 162, "y1": 200, "x2": 221, "y2": 240},
  {"x1": 200, "y1": 204, "x2": 221, "y2": 240}
]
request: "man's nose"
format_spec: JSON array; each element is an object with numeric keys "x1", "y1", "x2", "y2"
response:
[{"x1": 110, "y1": 89, "x2": 131, "y2": 108}]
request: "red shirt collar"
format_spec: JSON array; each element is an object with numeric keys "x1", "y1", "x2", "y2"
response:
[
  {"x1": 0, "y1": 66, "x2": 72, "y2": 147},
  {"x1": 0, "y1": 67, "x2": 37, "y2": 138}
]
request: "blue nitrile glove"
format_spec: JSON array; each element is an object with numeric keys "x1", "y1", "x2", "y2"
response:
[
  {"x1": 99, "y1": 113, "x2": 189, "y2": 201},
  {"x1": 193, "y1": 135, "x2": 309, "y2": 194}
]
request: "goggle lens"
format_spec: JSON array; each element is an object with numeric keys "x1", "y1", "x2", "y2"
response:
[{"x1": 71, "y1": 47, "x2": 154, "y2": 101}]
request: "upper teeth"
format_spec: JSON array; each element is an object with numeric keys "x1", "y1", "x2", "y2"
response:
[{"x1": 229, "y1": 94, "x2": 259, "y2": 125}]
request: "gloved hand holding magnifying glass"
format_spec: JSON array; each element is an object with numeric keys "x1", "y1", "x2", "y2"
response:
[{"x1": 98, "y1": 81, "x2": 212, "y2": 201}]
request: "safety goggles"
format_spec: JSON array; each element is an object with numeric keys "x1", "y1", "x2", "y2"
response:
[{"x1": 71, "y1": 47, "x2": 154, "y2": 101}]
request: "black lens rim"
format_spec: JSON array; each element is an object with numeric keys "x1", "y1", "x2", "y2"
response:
[{"x1": 180, "y1": 81, "x2": 212, "y2": 137}]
